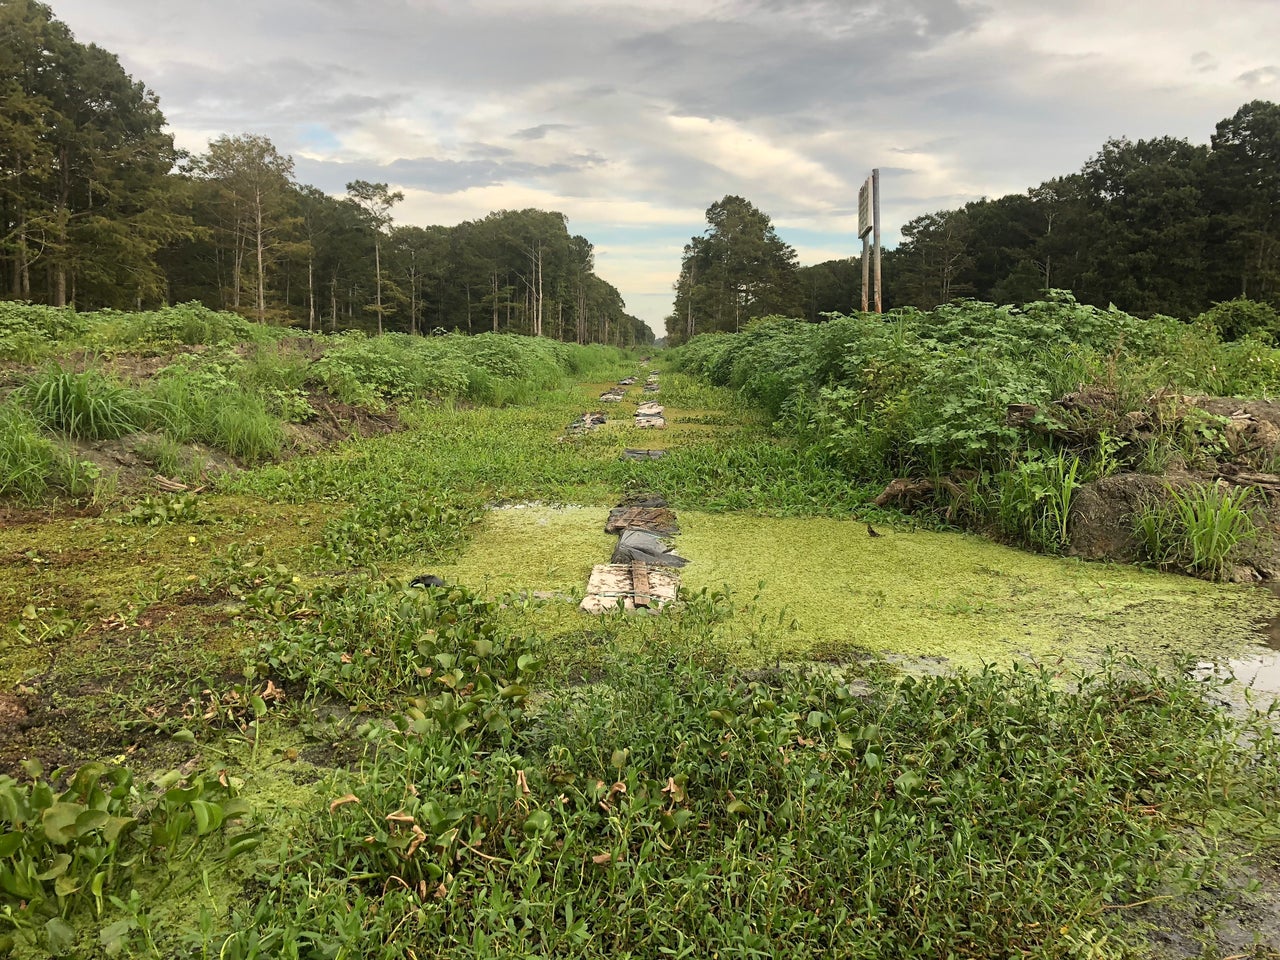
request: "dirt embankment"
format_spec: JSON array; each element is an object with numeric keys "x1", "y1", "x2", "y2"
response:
[{"x1": 1065, "y1": 395, "x2": 1280, "y2": 581}]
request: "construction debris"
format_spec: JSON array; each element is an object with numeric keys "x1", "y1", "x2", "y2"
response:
[
  {"x1": 611, "y1": 529, "x2": 687, "y2": 566},
  {"x1": 618, "y1": 376, "x2": 637, "y2": 385},
  {"x1": 579, "y1": 562, "x2": 679, "y2": 614},
  {"x1": 634, "y1": 399, "x2": 666, "y2": 429},
  {"x1": 621, "y1": 448, "x2": 666, "y2": 460},
  {"x1": 583, "y1": 491, "x2": 687, "y2": 613},
  {"x1": 600, "y1": 387, "x2": 626, "y2": 402},
  {"x1": 566, "y1": 411, "x2": 607, "y2": 434}
]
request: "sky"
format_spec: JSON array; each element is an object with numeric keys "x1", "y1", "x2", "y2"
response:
[{"x1": 49, "y1": 0, "x2": 1280, "y2": 335}]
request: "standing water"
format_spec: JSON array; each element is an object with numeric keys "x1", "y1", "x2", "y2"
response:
[{"x1": 1195, "y1": 586, "x2": 1280, "y2": 704}]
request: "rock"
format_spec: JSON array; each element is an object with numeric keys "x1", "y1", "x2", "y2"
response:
[{"x1": 1067, "y1": 473, "x2": 1178, "y2": 563}]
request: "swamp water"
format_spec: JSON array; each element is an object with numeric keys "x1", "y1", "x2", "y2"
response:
[
  {"x1": 1193, "y1": 586, "x2": 1280, "y2": 705},
  {"x1": 417, "y1": 504, "x2": 1280, "y2": 673}
]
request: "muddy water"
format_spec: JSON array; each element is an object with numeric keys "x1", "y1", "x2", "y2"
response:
[{"x1": 1195, "y1": 585, "x2": 1280, "y2": 704}]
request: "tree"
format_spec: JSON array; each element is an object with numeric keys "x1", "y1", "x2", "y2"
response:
[
  {"x1": 667, "y1": 196, "x2": 800, "y2": 341},
  {"x1": 199, "y1": 134, "x2": 298, "y2": 321},
  {"x1": 1, "y1": 0, "x2": 189, "y2": 308},
  {"x1": 893, "y1": 209, "x2": 974, "y2": 308},
  {"x1": 1208, "y1": 100, "x2": 1280, "y2": 305},
  {"x1": 345, "y1": 180, "x2": 403, "y2": 334},
  {"x1": 795, "y1": 257, "x2": 861, "y2": 319}
]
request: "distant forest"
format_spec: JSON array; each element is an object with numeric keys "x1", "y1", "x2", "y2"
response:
[
  {"x1": 0, "y1": 1, "x2": 653, "y2": 346},
  {"x1": 669, "y1": 101, "x2": 1280, "y2": 342}
]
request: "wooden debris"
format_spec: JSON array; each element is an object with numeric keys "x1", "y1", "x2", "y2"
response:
[
  {"x1": 631, "y1": 561, "x2": 651, "y2": 606},
  {"x1": 580, "y1": 563, "x2": 679, "y2": 614},
  {"x1": 566, "y1": 412, "x2": 607, "y2": 434},
  {"x1": 873, "y1": 476, "x2": 962, "y2": 508},
  {"x1": 154, "y1": 475, "x2": 205, "y2": 494},
  {"x1": 621, "y1": 448, "x2": 666, "y2": 460},
  {"x1": 1215, "y1": 465, "x2": 1280, "y2": 493},
  {"x1": 605, "y1": 505, "x2": 679, "y2": 537}
]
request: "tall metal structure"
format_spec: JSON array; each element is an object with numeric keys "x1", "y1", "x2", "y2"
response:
[{"x1": 858, "y1": 169, "x2": 883, "y2": 313}]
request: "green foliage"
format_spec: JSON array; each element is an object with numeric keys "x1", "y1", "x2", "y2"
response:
[
  {"x1": 673, "y1": 294, "x2": 1280, "y2": 482},
  {"x1": 86, "y1": 303, "x2": 266, "y2": 350},
  {"x1": 215, "y1": 653, "x2": 1280, "y2": 959},
  {"x1": 252, "y1": 578, "x2": 539, "y2": 709},
  {"x1": 0, "y1": 761, "x2": 255, "y2": 955},
  {"x1": 0, "y1": 304, "x2": 89, "y2": 361},
  {"x1": 120, "y1": 492, "x2": 202, "y2": 526},
  {"x1": 0, "y1": 403, "x2": 61, "y2": 501},
  {"x1": 993, "y1": 451, "x2": 1083, "y2": 552},
  {"x1": 147, "y1": 356, "x2": 284, "y2": 461},
  {"x1": 17, "y1": 366, "x2": 146, "y2": 440},
  {"x1": 1196, "y1": 297, "x2": 1280, "y2": 342},
  {"x1": 318, "y1": 495, "x2": 481, "y2": 568},
  {"x1": 1134, "y1": 482, "x2": 1258, "y2": 580}
]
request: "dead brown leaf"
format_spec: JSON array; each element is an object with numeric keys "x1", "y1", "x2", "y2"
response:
[{"x1": 329, "y1": 793, "x2": 361, "y2": 814}]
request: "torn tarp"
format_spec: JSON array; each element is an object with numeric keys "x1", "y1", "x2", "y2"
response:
[{"x1": 610, "y1": 529, "x2": 688, "y2": 567}]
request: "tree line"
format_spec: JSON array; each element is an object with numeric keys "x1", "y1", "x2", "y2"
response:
[
  {"x1": 667, "y1": 102, "x2": 1280, "y2": 343},
  {"x1": 0, "y1": 0, "x2": 651, "y2": 345}
]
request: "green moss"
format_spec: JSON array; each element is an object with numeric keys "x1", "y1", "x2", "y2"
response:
[
  {"x1": 410, "y1": 504, "x2": 614, "y2": 595},
  {"x1": 677, "y1": 512, "x2": 1276, "y2": 668}
]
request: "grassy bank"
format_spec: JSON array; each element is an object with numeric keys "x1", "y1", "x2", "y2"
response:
[{"x1": 2, "y1": 307, "x2": 1279, "y2": 957}]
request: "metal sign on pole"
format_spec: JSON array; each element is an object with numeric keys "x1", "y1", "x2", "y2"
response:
[
  {"x1": 857, "y1": 172, "x2": 881, "y2": 314},
  {"x1": 858, "y1": 178, "x2": 871, "y2": 313}
]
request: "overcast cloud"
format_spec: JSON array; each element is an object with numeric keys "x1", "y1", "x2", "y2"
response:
[{"x1": 49, "y1": 0, "x2": 1280, "y2": 333}]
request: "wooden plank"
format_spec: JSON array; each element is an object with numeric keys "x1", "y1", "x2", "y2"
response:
[
  {"x1": 579, "y1": 563, "x2": 679, "y2": 614},
  {"x1": 631, "y1": 561, "x2": 650, "y2": 607}
]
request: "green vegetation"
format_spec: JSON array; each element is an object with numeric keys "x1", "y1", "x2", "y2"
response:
[
  {"x1": 669, "y1": 295, "x2": 1280, "y2": 576},
  {"x1": 0, "y1": 760, "x2": 256, "y2": 956},
  {"x1": 1, "y1": 304, "x2": 1279, "y2": 957},
  {"x1": 18, "y1": 368, "x2": 146, "y2": 441},
  {"x1": 1134, "y1": 483, "x2": 1259, "y2": 581}
]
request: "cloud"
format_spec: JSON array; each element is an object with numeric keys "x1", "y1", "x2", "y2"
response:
[
  {"x1": 1237, "y1": 66, "x2": 1280, "y2": 87},
  {"x1": 47, "y1": 0, "x2": 1280, "y2": 334},
  {"x1": 512, "y1": 124, "x2": 574, "y2": 140}
]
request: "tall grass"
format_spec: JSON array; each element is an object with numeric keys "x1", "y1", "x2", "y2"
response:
[
  {"x1": 1134, "y1": 482, "x2": 1257, "y2": 580},
  {"x1": 0, "y1": 403, "x2": 59, "y2": 501},
  {"x1": 17, "y1": 366, "x2": 145, "y2": 440}
]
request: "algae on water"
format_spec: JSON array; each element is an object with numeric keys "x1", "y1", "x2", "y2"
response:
[{"x1": 428, "y1": 505, "x2": 1278, "y2": 672}]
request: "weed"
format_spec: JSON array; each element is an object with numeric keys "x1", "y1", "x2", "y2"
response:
[
  {"x1": 18, "y1": 366, "x2": 145, "y2": 440},
  {"x1": 1134, "y1": 482, "x2": 1258, "y2": 580}
]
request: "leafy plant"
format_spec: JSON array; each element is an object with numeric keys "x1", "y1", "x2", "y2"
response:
[
  {"x1": 318, "y1": 495, "x2": 480, "y2": 568},
  {"x1": 253, "y1": 577, "x2": 539, "y2": 711},
  {"x1": 18, "y1": 366, "x2": 145, "y2": 440},
  {"x1": 0, "y1": 761, "x2": 255, "y2": 955},
  {"x1": 120, "y1": 492, "x2": 202, "y2": 526},
  {"x1": 1133, "y1": 482, "x2": 1257, "y2": 580},
  {"x1": 994, "y1": 451, "x2": 1083, "y2": 551}
]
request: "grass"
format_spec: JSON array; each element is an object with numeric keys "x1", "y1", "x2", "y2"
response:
[
  {"x1": 2, "y1": 323, "x2": 1280, "y2": 958},
  {"x1": 18, "y1": 366, "x2": 145, "y2": 441},
  {"x1": 1135, "y1": 482, "x2": 1259, "y2": 580}
]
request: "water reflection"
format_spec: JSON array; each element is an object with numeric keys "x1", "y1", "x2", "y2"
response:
[{"x1": 1193, "y1": 588, "x2": 1280, "y2": 703}]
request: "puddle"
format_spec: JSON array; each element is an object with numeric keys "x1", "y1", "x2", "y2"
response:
[{"x1": 1193, "y1": 585, "x2": 1280, "y2": 704}]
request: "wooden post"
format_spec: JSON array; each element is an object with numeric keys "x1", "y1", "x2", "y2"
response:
[
  {"x1": 861, "y1": 235, "x2": 870, "y2": 313},
  {"x1": 872, "y1": 167, "x2": 882, "y2": 314}
]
